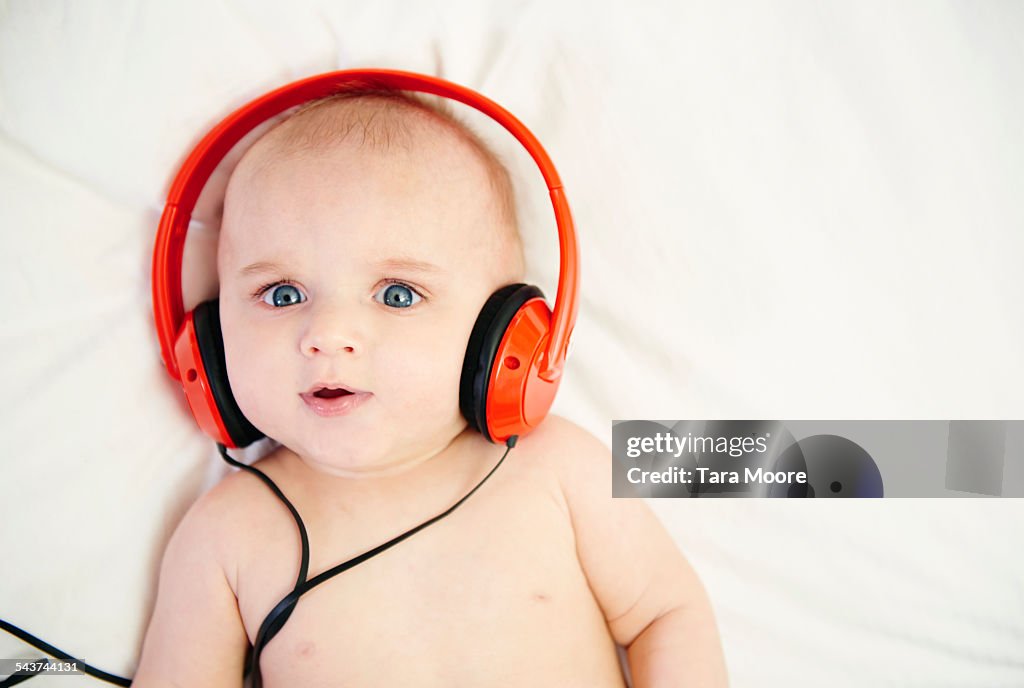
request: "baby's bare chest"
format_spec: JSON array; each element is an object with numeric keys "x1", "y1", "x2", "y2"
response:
[{"x1": 231, "y1": 469, "x2": 625, "y2": 687}]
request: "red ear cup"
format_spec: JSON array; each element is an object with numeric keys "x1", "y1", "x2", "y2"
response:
[
  {"x1": 174, "y1": 299, "x2": 265, "y2": 448},
  {"x1": 460, "y1": 284, "x2": 560, "y2": 443}
]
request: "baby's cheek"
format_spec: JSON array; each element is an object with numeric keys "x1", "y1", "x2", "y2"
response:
[
  {"x1": 385, "y1": 338, "x2": 462, "y2": 405},
  {"x1": 222, "y1": 328, "x2": 281, "y2": 420},
  {"x1": 224, "y1": 353, "x2": 266, "y2": 421}
]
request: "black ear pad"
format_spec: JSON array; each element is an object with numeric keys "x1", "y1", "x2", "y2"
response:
[
  {"x1": 192, "y1": 299, "x2": 265, "y2": 448},
  {"x1": 459, "y1": 283, "x2": 545, "y2": 441}
]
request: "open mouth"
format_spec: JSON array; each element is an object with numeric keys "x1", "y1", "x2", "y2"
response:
[
  {"x1": 301, "y1": 383, "x2": 370, "y2": 418},
  {"x1": 313, "y1": 387, "x2": 353, "y2": 399}
]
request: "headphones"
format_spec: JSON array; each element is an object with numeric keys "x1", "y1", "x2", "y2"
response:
[{"x1": 152, "y1": 69, "x2": 579, "y2": 448}]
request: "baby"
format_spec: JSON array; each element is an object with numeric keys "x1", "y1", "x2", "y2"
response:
[{"x1": 133, "y1": 88, "x2": 727, "y2": 687}]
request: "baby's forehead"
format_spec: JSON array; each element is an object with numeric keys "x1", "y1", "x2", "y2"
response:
[{"x1": 221, "y1": 91, "x2": 524, "y2": 282}]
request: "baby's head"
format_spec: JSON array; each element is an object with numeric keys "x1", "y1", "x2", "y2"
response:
[{"x1": 217, "y1": 88, "x2": 525, "y2": 477}]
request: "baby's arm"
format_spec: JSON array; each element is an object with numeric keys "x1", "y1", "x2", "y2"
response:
[
  {"x1": 132, "y1": 483, "x2": 249, "y2": 687},
  {"x1": 547, "y1": 417, "x2": 728, "y2": 687}
]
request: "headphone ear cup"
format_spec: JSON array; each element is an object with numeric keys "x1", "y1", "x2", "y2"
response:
[
  {"x1": 460, "y1": 284, "x2": 545, "y2": 442},
  {"x1": 187, "y1": 299, "x2": 265, "y2": 448}
]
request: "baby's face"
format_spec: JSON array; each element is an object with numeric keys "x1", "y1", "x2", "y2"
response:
[{"x1": 218, "y1": 123, "x2": 520, "y2": 477}]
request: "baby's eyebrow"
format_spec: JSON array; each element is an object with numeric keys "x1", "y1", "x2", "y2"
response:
[
  {"x1": 373, "y1": 257, "x2": 442, "y2": 274},
  {"x1": 236, "y1": 257, "x2": 443, "y2": 277},
  {"x1": 237, "y1": 260, "x2": 286, "y2": 278}
]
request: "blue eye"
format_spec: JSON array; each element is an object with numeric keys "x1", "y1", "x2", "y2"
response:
[
  {"x1": 375, "y1": 283, "x2": 421, "y2": 309},
  {"x1": 261, "y1": 283, "x2": 306, "y2": 308}
]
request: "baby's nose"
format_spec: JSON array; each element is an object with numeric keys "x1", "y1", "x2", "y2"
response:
[{"x1": 299, "y1": 300, "x2": 364, "y2": 357}]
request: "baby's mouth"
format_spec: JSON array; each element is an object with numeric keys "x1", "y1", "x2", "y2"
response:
[
  {"x1": 314, "y1": 388, "x2": 352, "y2": 399},
  {"x1": 301, "y1": 383, "x2": 371, "y2": 418}
]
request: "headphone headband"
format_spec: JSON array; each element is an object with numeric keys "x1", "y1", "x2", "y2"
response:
[{"x1": 152, "y1": 69, "x2": 577, "y2": 384}]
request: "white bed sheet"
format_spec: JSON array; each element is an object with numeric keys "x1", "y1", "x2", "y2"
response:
[{"x1": 2, "y1": 2, "x2": 1022, "y2": 686}]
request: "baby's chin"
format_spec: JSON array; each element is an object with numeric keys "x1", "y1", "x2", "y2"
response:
[{"x1": 281, "y1": 424, "x2": 467, "y2": 481}]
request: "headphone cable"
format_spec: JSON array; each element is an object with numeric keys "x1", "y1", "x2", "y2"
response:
[
  {"x1": 0, "y1": 620, "x2": 130, "y2": 686},
  {"x1": 233, "y1": 435, "x2": 517, "y2": 687}
]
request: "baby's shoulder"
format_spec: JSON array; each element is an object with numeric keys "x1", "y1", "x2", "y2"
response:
[
  {"x1": 515, "y1": 414, "x2": 611, "y2": 487},
  {"x1": 178, "y1": 452, "x2": 291, "y2": 570},
  {"x1": 196, "y1": 452, "x2": 283, "y2": 516}
]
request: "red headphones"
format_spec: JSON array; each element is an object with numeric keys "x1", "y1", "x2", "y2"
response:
[{"x1": 152, "y1": 69, "x2": 579, "y2": 448}]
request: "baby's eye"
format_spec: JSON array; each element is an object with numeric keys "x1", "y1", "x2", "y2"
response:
[
  {"x1": 261, "y1": 283, "x2": 306, "y2": 308},
  {"x1": 374, "y1": 282, "x2": 422, "y2": 309}
]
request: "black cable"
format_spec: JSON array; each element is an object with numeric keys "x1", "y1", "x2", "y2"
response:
[
  {"x1": 216, "y1": 442, "x2": 311, "y2": 665},
  {"x1": 0, "y1": 435, "x2": 516, "y2": 687},
  {"x1": 237, "y1": 435, "x2": 517, "y2": 688},
  {"x1": 0, "y1": 657, "x2": 46, "y2": 687},
  {"x1": 0, "y1": 620, "x2": 130, "y2": 686}
]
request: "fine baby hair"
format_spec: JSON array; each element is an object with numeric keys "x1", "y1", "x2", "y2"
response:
[{"x1": 259, "y1": 86, "x2": 521, "y2": 238}]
